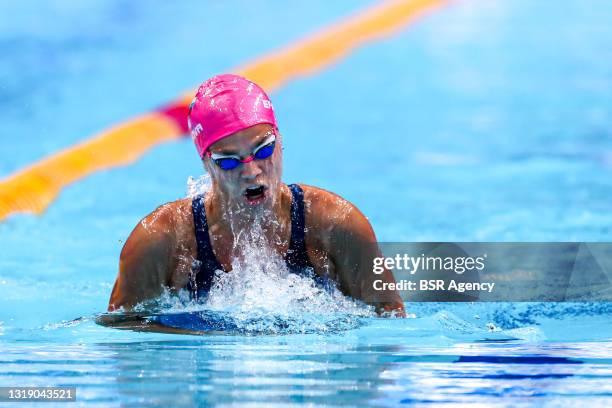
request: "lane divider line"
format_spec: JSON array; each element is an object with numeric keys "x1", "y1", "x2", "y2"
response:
[{"x1": 0, "y1": 0, "x2": 448, "y2": 221}]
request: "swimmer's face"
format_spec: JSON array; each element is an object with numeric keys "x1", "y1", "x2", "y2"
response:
[{"x1": 203, "y1": 123, "x2": 283, "y2": 211}]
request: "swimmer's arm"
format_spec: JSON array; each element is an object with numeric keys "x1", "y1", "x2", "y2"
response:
[
  {"x1": 108, "y1": 218, "x2": 173, "y2": 312},
  {"x1": 330, "y1": 206, "x2": 405, "y2": 317}
]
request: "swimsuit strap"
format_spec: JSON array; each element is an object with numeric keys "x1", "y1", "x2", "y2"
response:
[
  {"x1": 286, "y1": 184, "x2": 315, "y2": 271},
  {"x1": 189, "y1": 193, "x2": 223, "y2": 299}
]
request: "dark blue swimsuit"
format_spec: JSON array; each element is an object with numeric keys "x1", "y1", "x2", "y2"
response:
[{"x1": 187, "y1": 184, "x2": 319, "y2": 300}]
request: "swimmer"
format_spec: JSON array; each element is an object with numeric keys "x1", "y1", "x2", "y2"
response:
[{"x1": 108, "y1": 74, "x2": 404, "y2": 316}]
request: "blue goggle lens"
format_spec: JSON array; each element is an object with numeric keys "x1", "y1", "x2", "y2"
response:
[
  {"x1": 215, "y1": 158, "x2": 241, "y2": 170},
  {"x1": 254, "y1": 142, "x2": 275, "y2": 160}
]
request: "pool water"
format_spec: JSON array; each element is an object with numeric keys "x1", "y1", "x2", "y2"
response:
[{"x1": 1, "y1": 0, "x2": 612, "y2": 406}]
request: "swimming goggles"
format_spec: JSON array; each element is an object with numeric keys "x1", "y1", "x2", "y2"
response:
[{"x1": 208, "y1": 132, "x2": 276, "y2": 170}]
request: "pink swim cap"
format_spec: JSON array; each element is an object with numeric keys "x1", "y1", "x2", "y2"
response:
[{"x1": 188, "y1": 74, "x2": 277, "y2": 158}]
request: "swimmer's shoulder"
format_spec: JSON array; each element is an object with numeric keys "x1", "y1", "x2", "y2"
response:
[
  {"x1": 137, "y1": 198, "x2": 192, "y2": 233},
  {"x1": 112, "y1": 198, "x2": 194, "y2": 311},
  {"x1": 297, "y1": 184, "x2": 376, "y2": 244},
  {"x1": 123, "y1": 198, "x2": 194, "y2": 253}
]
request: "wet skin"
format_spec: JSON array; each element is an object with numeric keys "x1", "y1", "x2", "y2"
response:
[{"x1": 109, "y1": 124, "x2": 405, "y2": 315}]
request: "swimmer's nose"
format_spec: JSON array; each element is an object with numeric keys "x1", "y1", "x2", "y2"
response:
[{"x1": 240, "y1": 159, "x2": 263, "y2": 180}]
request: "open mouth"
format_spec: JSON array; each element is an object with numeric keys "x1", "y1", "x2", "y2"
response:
[{"x1": 244, "y1": 185, "x2": 266, "y2": 204}]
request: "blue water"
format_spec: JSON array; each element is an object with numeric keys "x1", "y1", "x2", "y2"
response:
[{"x1": 2, "y1": 0, "x2": 612, "y2": 406}]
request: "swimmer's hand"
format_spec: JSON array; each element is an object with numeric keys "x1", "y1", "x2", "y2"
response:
[{"x1": 376, "y1": 303, "x2": 407, "y2": 318}]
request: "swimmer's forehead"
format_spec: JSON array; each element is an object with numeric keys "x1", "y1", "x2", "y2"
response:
[{"x1": 208, "y1": 124, "x2": 276, "y2": 155}]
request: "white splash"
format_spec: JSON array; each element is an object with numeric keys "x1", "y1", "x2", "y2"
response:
[
  {"x1": 204, "y1": 221, "x2": 373, "y2": 319},
  {"x1": 149, "y1": 215, "x2": 373, "y2": 333},
  {"x1": 186, "y1": 174, "x2": 212, "y2": 197}
]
